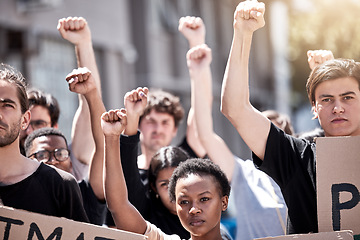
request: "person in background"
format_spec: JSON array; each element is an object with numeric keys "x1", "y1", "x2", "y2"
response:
[
  {"x1": 19, "y1": 88, "x2": 60, "y2": 156},
  {"x1": 24, "y1": 127, "x2": 106, "y2": 225},
  {"x1": 0, "y1": 63, "x2": 88, "y2": 223},
  {"x1": 137, "y1": 89, "x2": 185, "y2": 171},
  {"x1": 220, "y1": 0, "x2": 360, "y2": 234},
  {"x1": 262, "y1": 110, "x2": 294, "y2": 135}
]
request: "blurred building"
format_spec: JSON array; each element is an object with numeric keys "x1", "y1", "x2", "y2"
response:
[{"x1": 0, "y1": 0, "x2": 294, "y2": 160}]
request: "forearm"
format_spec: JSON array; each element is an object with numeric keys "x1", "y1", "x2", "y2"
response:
[
  {"x1": 192, "y1": 65, "x2": 235, "y2": 180},
  {"x1": 75, "y1": 41, "x2": 101, "y2": 92},
  {"x1": 71, "y1": 95, "x2": 93, "y2": 165},
  {"x1": 124, "y1": 114, "x2": 140, "y2": 136},
  {"x1": 104, "y1": 136, "x2": 147, "y2": 234},
  {"x1": 86, "y1": 90, "x2": 106, "y2": 199},
  {"x1": 185, "y1": 108, "x2": 207, "y2": 158},
  {"x1": 120, "y1": 133, "x2": 149, "y2": 211},
  {"x1": 71, "y1": 40, "x2": 101, "y2": 164}
]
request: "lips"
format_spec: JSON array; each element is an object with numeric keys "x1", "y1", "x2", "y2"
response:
[
  {"x1": 331, "y1": 117, "x2": 347, "y2": 123},
  {"x1": 189, "y1": 218, "x2": 205, "y2": 226}
]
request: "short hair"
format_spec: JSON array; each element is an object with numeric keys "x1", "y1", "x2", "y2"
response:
[
  {"x1": 168, "y1": 158, "x2": 231, "y2": 202},
  {"x1": 24, "y1": 127, "x2": 68, "y2": 157},
  {"x1": 306, "y1": 58, "x2": 360, "y2": 105},
  {"x1": 140, "y1": 89, "x2": 184, "y2": 127},
  {"x1": 149, "y1": 146, "x2": 190, "y2": 199},
  {"x1": 27, "y1": 89, "x2": 60, "y2": 126},
  {"x1": 262, "y1": 110, "x2": 294, "y2": 135},
  {"x1": 0, "y1": 63, "x2": 29, "y2": 113}
]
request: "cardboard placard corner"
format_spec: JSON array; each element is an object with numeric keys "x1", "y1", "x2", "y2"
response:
[
  {"x1": 316, "y1": 135, "x2": 360, "y2": 235},
  {"x1": 0, "y1": 205, "x2": 147, "y2": 239},
  {"x1": 253, "y1": 230, "x2": 353, "y2": 240}
]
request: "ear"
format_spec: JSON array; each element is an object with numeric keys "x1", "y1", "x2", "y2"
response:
[
  {"x1": 21, "y1": 110, "x2": 31, "y2": 130},
  {"x1": 311, "y1": 105, "x2": 319, "y2": 120},
  {"x1": 53, "y1": 123, "x2": 59, "y2": 129},
  {"x1": 221, "y1": 195, "x2": 229, "y2": 212}
]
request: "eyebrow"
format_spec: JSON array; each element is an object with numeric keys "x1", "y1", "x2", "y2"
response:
[
  {"x1": 198, "y1": 191, "x2": 211, "y2": 196},
  {"x1": 157, "y1": 179, "x2": 169, "y2": 183},
  {"x1": 340, "y1": 91, "x2": 356, "y2": 96},
  {"x1": 319, "y1": 91, "x2": 356, "y2": 98},
  {"x1": 0, "y1": 98, "x2": 17, "y2": 105}
]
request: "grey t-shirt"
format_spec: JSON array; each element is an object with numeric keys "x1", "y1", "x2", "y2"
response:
[{"x1": 231, "y1": 156, "x2": 287, "y2": 240}]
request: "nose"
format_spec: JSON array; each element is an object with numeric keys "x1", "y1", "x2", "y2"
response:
[
  {"x1": 46, "y1": 153, "x2": 58, "y2": 165},
  {"x1": 152, "y1": 123, "x2": 162, "y2": 133},
  {"x1": 189, "y1": 205, "x2": 201, "y2": 215},
  {"x1": 332, "y1": 100, "x2": 344, "y2": 114}
]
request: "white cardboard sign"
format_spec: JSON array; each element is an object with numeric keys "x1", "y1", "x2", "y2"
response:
[
  {"x1": 316, "y1": 135, "x2": 360, "y2": 235},
  {"x1": 0, "y1": 206, "x2": 147, "y2": 240}
]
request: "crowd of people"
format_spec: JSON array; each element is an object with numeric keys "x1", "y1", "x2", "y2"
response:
[{"x1": 1, "y1": 0, "x2": 358, "y2": 239}]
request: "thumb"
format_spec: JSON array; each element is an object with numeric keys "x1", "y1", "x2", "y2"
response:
[{"x1": 57, "y1": 21, "x2": 66, "y2": 36}]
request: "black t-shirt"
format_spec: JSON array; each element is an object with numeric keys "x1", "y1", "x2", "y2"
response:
[
  {"x1": 0, "y1": 163, "x2": 89, "y2": 223},
  {"x1": 252, "y1": 123, "x2": 318, "y2": 234},
  {"x1": 78, "y1": 179, "x2": 106, "y2": 225}
]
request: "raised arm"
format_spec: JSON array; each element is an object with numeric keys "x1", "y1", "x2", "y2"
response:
[
  {"x1": 178, "y1": 16, "x2": 207, "y2": 158},
  {"x1": 121, "y1": 87, "x2": 151, "y2": 211},
  {"x1": 58, "y1": 17, "x2": 101, "y2": 166},
  {"x1": 187, "y1": 44, "x2": 235, "y2": 181},
  {"x1": 220, "y1": 0, "x2": 269, "y2": 160},
  {"x1": 65, "y1": 67, "x2": 106, "y2": 201},
  {"x1": 102, "y1": 108, "x2": 147, "y2": 234}
]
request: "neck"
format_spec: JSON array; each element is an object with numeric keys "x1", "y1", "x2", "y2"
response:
[
  {"x1": 138, "y1": 144, "x2": 157, "y2": 170},
  {"x1": 0, "y1": 141, "x2": 40, "y2": 185},
  {"x1": 190, "y1": 234, "x2": 223, "y2": 240},
  {"x1": 190, "y1": 223, "x2": 223, "y2": 240}
]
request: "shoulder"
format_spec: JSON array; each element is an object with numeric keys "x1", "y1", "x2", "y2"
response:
[
  {"x1": 268, "y1": 123, "x2": 312, "y2": 152},
  {"x1": 36, "y1": 163, "x2": 78, "y2": 185},
  {"x1": 144, "y1": 221, "x2": 182, "y2": 240}
]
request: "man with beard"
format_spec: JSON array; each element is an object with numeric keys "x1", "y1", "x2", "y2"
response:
[{"x1": 0, "y1": 64, "x2": 88, "y2": 223}]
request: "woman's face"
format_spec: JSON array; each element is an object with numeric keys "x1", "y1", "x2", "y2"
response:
[
  {"x1": 155, "y1": 167, "x2": 177, "y2": 215},
  {"x1": 175, "y1": 174, "x2": 228, "y2": 238}
]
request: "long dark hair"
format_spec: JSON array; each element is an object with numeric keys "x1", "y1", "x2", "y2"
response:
[{"x1": 148, "y1": 146, "x2": 189, "y2": 198}]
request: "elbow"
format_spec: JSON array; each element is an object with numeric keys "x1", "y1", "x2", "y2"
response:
[
  {"x1": 220, "y1": 103, "x2": 226, "y2": 116},
  {"x1": 220, "y1": 101, "x2": 233, "y2": 121}
]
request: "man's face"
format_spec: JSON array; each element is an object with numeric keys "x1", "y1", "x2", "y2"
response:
[
  {"x1": 28, "y1": 135, "x2": 72, "y2": 173},
  {"x1": 314, "y1": 77, "x2": 360, "y2": 137},
  {"x1": 20, "y1": 105, "x2": 52, "y2": 144},
  {"x1": 0, "y1": 81, "x2": 28, "y2": 147},
  {"x1": 139, "y1": 109, "x2": 178, "y2": 153}
]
